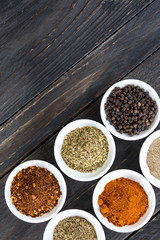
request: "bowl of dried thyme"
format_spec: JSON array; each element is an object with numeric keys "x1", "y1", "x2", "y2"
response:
[
  {"x1": 54, "y1": 119, "x2": 116, "y2": 181},
  {"x1": 92, "y1": 169, "x2": 156, "y2": 233},
  {"x1": 4, "y1": 160, "x2": 67, "y2": 223},
  {"x1": 100, "y1": 79, "x2": 160, "y2": 141},
  {"x1": 140, "y1": 129, "x2": 160, "y2": 188},
  {"x1": 43, "y1": 209, "x2": 105, "y2": 240}
]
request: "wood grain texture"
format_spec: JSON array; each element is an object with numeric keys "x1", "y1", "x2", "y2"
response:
[
  {"x1": 0, "y1": 50, "x2": 160, "y2": 240},
  {"x1": 1, "y1": 104, "x2": 160, "y2": 240},
  {"x1": 0, "y1": 0, "x2": 160, "y2": 177},
  {"x1": 0, "y1": 0, "x2": 154, "y2": 125},
  {"x1": 128, "y1": 213, "x2": 160, "y2": 240}
]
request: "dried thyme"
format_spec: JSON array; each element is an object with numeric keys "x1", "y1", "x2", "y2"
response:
[
  {"x1": 11, "y1": 166, "x2": 61, "y2": 217},
  {"x1": 61, "y1": 126, "x2": 109, "y2": 172},
  {"x1": 53, "y1": 216, "x2": 97, "y2": 240}
]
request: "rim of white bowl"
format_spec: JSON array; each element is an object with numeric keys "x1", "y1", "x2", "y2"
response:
[
  {"x1": 4, "y1": 160, "x2": 67, "y2": 223},
  {"x1": 54, "y1": 119, "x2": 116, "y2": 181},
  {"x1": 43, "y1": 209, "x2": 105, "y2": 240},
  {"x1": 100, "y1": 79, "x2": 160, "y2": 141},
  {"x1": 139, "y1": 129, "x2": 160, "y2": 188},
  {"x1": 92, "y1": 169, "x2": 156, "y2": 233}
]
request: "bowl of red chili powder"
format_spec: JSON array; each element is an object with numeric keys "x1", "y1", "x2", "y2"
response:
[
  {"x1": 92, "y1": 169, "x2": 156, "y2": 232},
  {"x1": 4, "y1": 160, "x2": 67, "y2": 223}
]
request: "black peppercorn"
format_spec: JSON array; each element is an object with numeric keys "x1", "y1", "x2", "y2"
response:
[{"x1": 105, "y1": 85, "x2": 158, "y2": 136}]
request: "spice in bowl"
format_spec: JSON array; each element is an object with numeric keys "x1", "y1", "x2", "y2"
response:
[
  {"x1": 11, "y1": 166, "x2": 61, "y2": 217},
  {"x1": 105, "y1": 85, "x2": 158, "y2": 136},
  {"x1": 98, "y1": 177, "x2": 148, "y2": 227},
  {"x1": 147, "y1": 137, "x2": 160, "y2": 180},
  {"x1": 53, "y1": 216, "x2": 97, "y2": 240},
  {"x1": 61, "y1": 126, "x2": 109, "y2": 172}
]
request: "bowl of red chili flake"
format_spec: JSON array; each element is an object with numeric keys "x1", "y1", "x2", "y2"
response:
[{"x1": 4, "y1": 160, "x2": 67, "y2": 223}]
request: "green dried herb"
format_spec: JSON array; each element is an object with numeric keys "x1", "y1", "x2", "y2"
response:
[
  {"x1": 53, "y1": 216, "x2": 97, "y2": 240},
  {"x1": 61, "y1": 126, "x2": 109, "y2": 172}
]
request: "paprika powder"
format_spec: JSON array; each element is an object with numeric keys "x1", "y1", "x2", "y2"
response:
[{"x1": 98, "y1": 177, "x2": 148, "y2": 227}]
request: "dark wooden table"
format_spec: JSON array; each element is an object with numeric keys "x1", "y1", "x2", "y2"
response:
[{"x1": 0, "y1": 0, "x2": 160, "y2": 239}]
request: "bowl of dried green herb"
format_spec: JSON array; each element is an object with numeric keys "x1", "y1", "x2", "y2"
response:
[
  {"x1": 139, "y1": 129, "x2": 160, "y2": 188},
  {"x1": 43, "y1": 209, "x2": 105, "y2": 240},
  {"x1": 4, "y1": 160, "x2": 67, "y2": 223},
  {"x1": 54, "y1": 119, "x2": 116, "y2": 181},
  {"x1": 93, "y1": 169, "x2": 156, "y2": 233},
  {"x1": 100, "y1": 79, "x2": 160, "y2": 141}
]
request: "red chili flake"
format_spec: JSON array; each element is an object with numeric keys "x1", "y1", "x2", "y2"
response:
[{"x1": 11, "y1": 166, "x2": 61, "y2": 217}]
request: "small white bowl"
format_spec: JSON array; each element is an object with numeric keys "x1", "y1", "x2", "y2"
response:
[
  {"x1": 140, "y1": 130, "x2": 160, "y2": 188},
  {"x1": 4, "y1": 160, "x2": 67, "y2": 223},
  {"x1": 92, "y1": 169, "x2": 156, "y2": 233},
  {"x1": 43, "y1": 209, "x2": 105, "y2": 240},
  {"x1": 54, "y1": 119, "x2": 116, "y2": 181},
  {"x1": 100, "y1": 79, "x2": 160, "y2": 140}
]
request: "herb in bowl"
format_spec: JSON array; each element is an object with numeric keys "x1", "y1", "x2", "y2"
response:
[
  {"x1": 53, "y1": 216, "x2": 97, "y2": 240},
  {"x1": 61, "y1": 126, "x2": 109, "y2": 172}
]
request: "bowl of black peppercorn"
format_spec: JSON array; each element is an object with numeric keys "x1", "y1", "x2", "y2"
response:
[{"x1": 100, "y1": 79, "x2": 160, "y2": 140}]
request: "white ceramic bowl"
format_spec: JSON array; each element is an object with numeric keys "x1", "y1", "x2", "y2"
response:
[
  {"x1": 92, "y1": 169, "x2": 156, "y2": 233},
  {"x1": 54, "y1": 119, "x2": 116, "y2": 181},
  {"x1": 100, "y1": 79, "x2": 160, "y2": 140},
  {"x1": 140, "y1": 130, "x2": 160, "y2": 188},
  {"x1": 43, "y1": 209, "x2": 105, "y2": 240},
  {"x1": 4, "y1": 160, "x2": 67, "y2": 223}
]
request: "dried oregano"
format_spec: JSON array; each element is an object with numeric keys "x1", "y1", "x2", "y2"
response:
[
  {"x1": 53, "y1": 216, "x2": 97, "y2": 240},
  {"x1": 61, "y1": 126, "x2": 109, "y2": 172}
]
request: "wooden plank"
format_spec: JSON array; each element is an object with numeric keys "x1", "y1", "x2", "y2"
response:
[
  {"x1": 1, "y1": 106, "x2": 160, "y2": 240},
  {"x1": 0, "y1": 0, "x2": 154, "y2": 125},
  {"x1": 127, "y1": 213, "x2": 160, "y2": 240},
  {"x1": 0, "y1": 1, "x2": 160, "y2": 177},
  {"x1": 1, "y1": 50, "x2": 160, "y2": 240}
]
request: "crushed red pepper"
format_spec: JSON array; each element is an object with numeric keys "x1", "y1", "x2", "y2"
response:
[{"x1": 11, "y1": 166, "x2": 61, "y2": 217}]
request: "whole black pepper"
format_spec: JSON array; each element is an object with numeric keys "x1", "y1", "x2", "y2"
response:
[{"x1": 105, "y1": 84, "x2": 158, "y2": 136}]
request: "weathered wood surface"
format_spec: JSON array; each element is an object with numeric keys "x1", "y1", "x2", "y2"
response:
[
  {"x1": 1, "y1": 111, "x2": 160, "y2": 240},
  {"x1": 1, "y1": 0, "x2": 160, "y2": 177},
  {"x1": 1, "y1": 48, "x2": 160, "y2": 240},
  {"x1": 0, "y1": 0, "x2": 154, "y2": 125},
  {"x1": 129, "y1": 214, "x2": 160, "y2": 240},
  {"x1": 0, "y1": 0, "x2": 160, "y2": 240}
]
